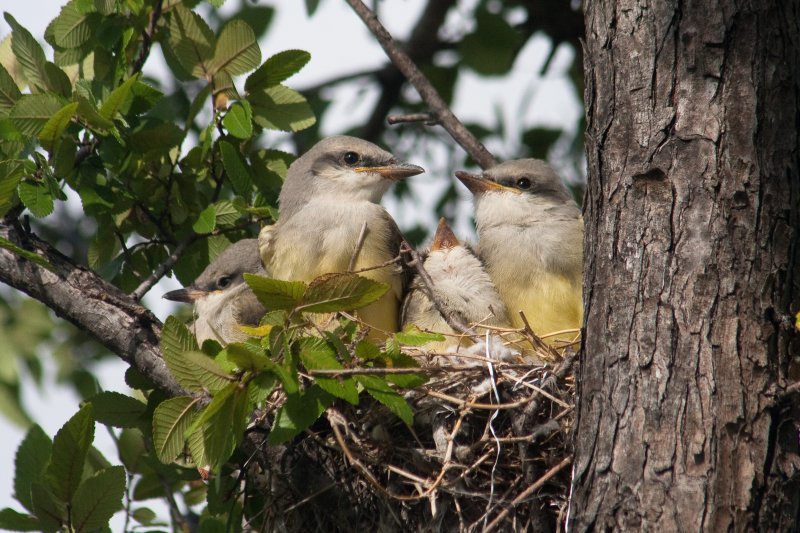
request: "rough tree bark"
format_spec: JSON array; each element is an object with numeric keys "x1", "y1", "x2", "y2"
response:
[{"x1": 571, "y1": 0, "x2": 800, "y2": 531}]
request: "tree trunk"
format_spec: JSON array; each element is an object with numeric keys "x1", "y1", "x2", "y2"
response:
[{"x1": 571, "y1": 0, "x2": 800, "y2": 531}]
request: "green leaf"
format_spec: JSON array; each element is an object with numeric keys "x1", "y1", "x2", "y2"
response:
[
  {"x1": 0, "y1": 64, "x2": 22, "y2": 117},
  {"x1": 0, "y1": 160, "x2": 33, "y2": 217},
  {"x1": 9, "y1": 94, "x2": 66, "y2": 137},
  {"x1": 168, "y1": 4, "x2": 215, "y2": 79},
  {"x1": 130, "y1": 121, "x2": 184, "y2": 154},
  {"x1": 4, "y1": 14, "x2": 48, "y2": 91},
  {"x1": 181, "y1": 351, "x2": 234, "y2": 392},
  {"x1": 298, "y1": 273, "x2": 389, "y2": 313},
  {"x1": 268, "y1": 386, "x2": 333, "y2": 445},
  {"x1": 222, "y1": 101, "x2": 252, "y2": 139},
  {"x1": 160, "y1": 316, "x2": 204, "y2": 392},
  {"x1": 458, "y1": 9, "x2": 522, "y2": 76},
  {"x1": 298, "y1": 338, "x2": 358, "y2": 405},
  {"x1": 226, "y1": 343, "x2": 273, "y2": 371},
  {"x1": 192, "y1": 205, "x2": 216, "y2": 234},
  {"x1": 0, "y1": 236, "x2": 56, "y2": 272},
  {"x1": 30, "y1": 483, "x2": 64, "y2": 532},
  {"x1": 70, "y1": 466, "x2": 125, "y2": 533},
  {"x1": 152, "y1": 396, "x2": 198, "y2": 464},
  {"x1": 18, "y1": 181, "x2": 54, "y2": 218},
  {"x1": 212, "y1": 199, "x2": 240, "y2": 226},
  {"x1": 355, "y1": 375, "x2": 413, "y2": 426},
  {"x1": 219, "y1": 138, "x2": 252, "y2": 194},
  {"x1": 0, "y1": 509, "x2": 41, "y2": 531},
  {"x1": 51, "y1": 1, "x2": 96, "y2": 48},
  {"x1": 250, "y1": 84, "x2": 316, "y2": 132},
  {"x1": 87, "y1": 391, "x2": 147, "y2": 428},
  {"x1": 14, "y1": 425, "x2": 53, "y2": 513},
  {"x1": 304, "y1": 0, "x2": 321, "y2": 16},
  {"x1": 99, "y1": 74, "x2": 139, "y2": 120},
  {"x1": 394, "y1": 325, "x2": 446, "y2": 346},
  {"x1": 45, "y1": 403, "x2": 95, "y2": 502},
  {"x1": 75, "y1": 96, "x2": 115, "y2": 132},
  {"x1": 38, "y1": 102, "x2": 78, "y2": 152},
  {"x1": 210, "y1": 19, "x2": 260, "y2": 76},
  {"x1": 200, "y1": 383, "x2": 249, "y2": 471},
  {"x1": 244, "y1": 273, "x2": 307, "y2": 310},
  {"x1": 245, "y1": 50, "x2": 310, "y2": 92}
]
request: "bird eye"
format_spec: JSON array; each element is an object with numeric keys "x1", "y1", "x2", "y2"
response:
[
  {"x1": 217, "y1": 276, "x2": 231, "y2": 289},
  {"x1": 516, "y1": 177, "x2": 532, "y2": 190},
  {"x1": 343, "y1": 151, "x2": 360, "y2": 165}
]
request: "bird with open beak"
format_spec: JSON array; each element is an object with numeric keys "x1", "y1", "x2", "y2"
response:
[
  {"x1": 455, "y1": 159, "x2": 583, "y2": 344},
  {"x1": 402, "y1": 217, "x2": 510, "y2": 353},
  {"x1": 259, "y1": 136, "x2": 424, "y2": 337},
  {"x1": 163, "y1": 238, "x2": 265, "y2": 346}
]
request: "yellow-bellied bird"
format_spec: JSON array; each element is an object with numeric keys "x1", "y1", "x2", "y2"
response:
[
  {"x1": 455, "y1": 160, "x2": 583, "y2": 343},
  {"x1": 163, "y1": 239, "x2": 265, "y2": 345},
  {"x1": 259, "y1": 136, "x2": 424, "y2": 336},
  {"x1": 401, "y1": 218, "x2": 509, "y2": 352}
]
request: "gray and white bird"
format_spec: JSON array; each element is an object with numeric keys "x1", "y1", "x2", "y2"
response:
[
  {"x1": 163, "y1": 238, "x2": 265, "y2": 345},
  {"x1": 455, "y1": 159, "x2": 583, "y2": 344},
  {"x1": 401, "y1": 218, "x2": 509, "y2": 352},
  {"x1": 259, "y1": 136, "x2": 424, "y2": 337}
]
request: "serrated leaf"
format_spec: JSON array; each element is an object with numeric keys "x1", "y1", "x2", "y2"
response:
[
  {"x1": 45, "y1": 403, "x2": 94, "y2": 502},
  {"x1": 18, "y1": 181, "x2": 54, "y2": 218},
  {"x1": 250, "y1": 84, "x2": 316, "y2": 132},
  {"x1": 160, "y1": 316, "x2": 204, "y2": 392},
  {"x1": 9, "y1": 94, "x2": 66, "y2": 137},
  {"x1": 0, "y1": 509, "x2": 41, "y2": 531},
  {"x1": 99, "y1": 74, "x2": 139, "y2": 120},
  {"x1": 244, "y1": 273, "x2": 306, "y2": 310},
  {"x1": 355, "y1": 375, "x2": 413, "y2": 426},
  {"x1": 152, "y1": 396, "x2": 198, "y2": 464},
  {"x1": 4, "y1": 14, "x2": 48, "y2": 91},
  {"x1": 14, "y1": 425, "x2": 52, "y2": 513},
  {"x1": 213, "y1": 199, "x2": 240, "y2": 226},
  {"x1": 75, "y1": 96, "x2": 115, "y2": 131},
  {"x1": 0, "y1": 160, "x2": 33, "y2": 217},
  {"x1": 70, "y1": 466, "x2": 125, "y2": 533},
  {"x1": 219, "y1": 138, "x2": 252, "y2": 194},
  {"x1": 298, "y1": 273, "x2": 389, "y2": 313},
  {"x1": 222, "y1": 101, "x2": 252, "y2": 139},
  {"x1": 210, "y1": 19, "x2": 260, "y2": 76},
  {"x1": 181, "y1": 351, "x2": 234, "y2": 392},
  {"x1": 51, "y1": 1, "x2": 96, "y2": 48},
  {"x1": 0, "y1": 236, "x2": 56, "y2": 271},
  {"x1": 394, "y1": 325, "x2": 446, "y2": 346},
  {"x1": 200, "y1": 383, "x2": 249, "y2": 471},
  {"x1": 168, "y1": 4, "x2": 215, "y2": 79},
  {"x1": 130, "y1": 121, "x2": 184, "y2": 154},
  {"x1": 87, "y1": 391, "x2": 147, "y2": 428},
  {"x1": 268, "y1": 386, "x2": 333, "y2": 445},
  {"x1": 192, "y1": 205, "x2": 216, "y2": 234},
  {"x1": 30, "y1": 483, "x2": 64, "y2": 532},
  {"x1": 245, "y1": 50, "x2": 310, "y2": 92},
  {"x1": 0, "y1": 63, "x2": 22, "y2": 116},
  {"x1": 298, "y1": 338, "x2": 359, "y2": 405},
  {"x1": 38, "y1": 101, "x2": 78, "y2": 152}
]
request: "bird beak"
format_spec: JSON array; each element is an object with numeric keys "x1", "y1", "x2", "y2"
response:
[
  {"x1": 454, "y1": 170, "x2": 514, "y2": 194},
  {"x1": 430, "y1": 218, "x2": 459, "y2": 251},
  {"x1": 356, "y1": 162, "x2": 425, "y2": 181},
  {"x1": 162, "y1": 287, "x2": 206, "y2": 303}
]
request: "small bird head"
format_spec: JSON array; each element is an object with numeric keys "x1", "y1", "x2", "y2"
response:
[
  {"x1": 278, "y1": 136, "x2": 424, "y2": 217},
  {"x1": 162, "y1": 239, "x2": 262, "y2": 303},
  {"x1": 430, "y1": 217, "x2": 460, "y2": 252},
  {"x1": 455, "y1": 159, "x2": 578, "y2": 227}
]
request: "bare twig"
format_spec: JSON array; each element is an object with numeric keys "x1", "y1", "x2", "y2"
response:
[
  {"x1": 387, "y1": 113, "x2": 438, "y2": 125},
  {"x1": 348, "y1": 221, "x2": 369, "y2": 271},
  {"x1": 131, "y1": 0, "x2": 164, "y2": 75},
  {"x1": 483, "y1": 456, "x2": 573, "y2": 533},
  {"x1": 131, "y1": 237, "x2": 194, "y2": 301},
  {"x1": 344, "y1": 0, "x2": 497, "y2": 169}
]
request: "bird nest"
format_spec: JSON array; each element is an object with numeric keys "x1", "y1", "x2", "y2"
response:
[{"x1": 240, "y1": 336, "x2": 577, "y2": 533}]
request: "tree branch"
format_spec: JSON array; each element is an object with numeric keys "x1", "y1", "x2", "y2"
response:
[
  {"x1": 345, "y1": 0, "x2": 497, "y2": 169},
  {"x1": 0, "y1": 220, "x2": 186, "y2": 398},
  {"x1": 131, "y1": 0, "x2": 164, "y2": 76}
]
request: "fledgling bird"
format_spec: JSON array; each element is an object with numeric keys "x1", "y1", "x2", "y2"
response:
[
  {"x1": 455, "y1": 159, "x2": 583, "y2": 343},
  {"x1": 259, "y1": 136, "x2": 424, "y2": 336},
  {"x1": 401, "y1": 218, "x2": 509, "y2": 352},
  {"x1": 163, "y1": 239, "x2": 265, "y2": 345}
]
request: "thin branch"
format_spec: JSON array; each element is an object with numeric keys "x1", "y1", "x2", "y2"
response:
[
  {"x1": 131, "y1": 237, "x2": 194, "y2": 301},
  {"x1": 131, "y1": 0, "x2": 164, "y2": 75},
  {"x1": 345, "y1": 0, "x2": 497, "y2": 169},
  {"x1": 387, "y1": 113, "x2": 438, "y2": 125},
  {"x1": 347, "y1": 221, "x2": 368, "y2": 271}
]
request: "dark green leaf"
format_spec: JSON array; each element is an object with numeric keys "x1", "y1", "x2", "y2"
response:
[
  {"x1": 99, "y1": 74, "x2": 139, "y2": 120},
  {"x1": 355, "y1": 375, "x2": 413, "y2": 426},
  {"x1": 168, "y1": 4, "x2": 215, "y2": 79},
  {"x1": 245, "y1": 50, "x2": 310, "y2": 92},
  {"x1": 9, "y1": 94, "x2": 66, "y2": 137},
  {"x1": 18, "y1": 181, "x2": 54, "y2": 218},
  {"x1": 0, "y1": 509, "x2": 41, "y2": 531},
  {"x1": 45, "y1": 403, "x2": 94, "y2": 502},
  {"x1": 211, "y1": 19, "x2": 260, "y2": 76},
  {"x1": 0, "y1": 63, "x2": 22, "y2": 117},
  {"x1": 152, "y1": 396, "x2": 198, "y2": 464},
  {"x1": 298, "y1": 273, "x2": 389, "y2": 313},
  {"x1": 130, "y1": 121, "x2": 184, "y2": 155},
  {"x1": 38, "y1": 101, "x2": 78, "y2": 152},
  {"x1": 0, "y1": 160, "x2": 33, "y2": 217},
  {"x1": 4, "y1": 14, "x2": 48, "y2": 91},
  {"x1": 250, "y1": 84, "x2": 316, "y2": 132},
  {"x1": 268, "y1": 385, "x2": 333, "y2": 445},
  {"x1": 51, "y1": 1, "x2": 96, "y2": 48},
  {"x1": 30, "y1": 483, "x2": 64, "y2": 532},
  {"x1": 160, "y1": 316, "x2": 204, "y2": 392},
  {"x1": 222, "y1": 101, "x2": 252, "y2": 139},
  {"x1": 219, "y1": 138, "x2": 252, "y2": 194},
  {"x1": 200, "y1": 383, "x2": 249, "y2": 471},
  {"x1": 75, "y1": 96, "x2": 115, "y2": 132},
  {"x1": 244, "y1": 273, "x2": 306, "y2": 310},
  {"x1": 87, "y1": 391, "x2": 147, "y2": 428},
  {"x1": 192, "y1": 205, "x2": 216, "y2": 234},
  {"x1": 70, "y1": 466, "x2": 125, "y2": 533},
  {"x1": 14, "y1": 425, "x2": 52, "y2": 513},
  {"x1": 458, "y1": 9, "x2": 522, "y2": 76},
  {"x1": 522, "y1": 127, "x2": 562, "y2": 159},
  {"x1": 298, "y1": 337, "x2": 358, "y2": 404}
]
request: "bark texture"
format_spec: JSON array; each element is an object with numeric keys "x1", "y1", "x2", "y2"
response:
[{"x1": 571, "y1": 0, "x2": 800, "y2": 530}]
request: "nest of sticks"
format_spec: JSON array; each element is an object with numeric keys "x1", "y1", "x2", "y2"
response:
[{"x1": 241, "y1": 330, "x2": 577, "y2": 533}]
